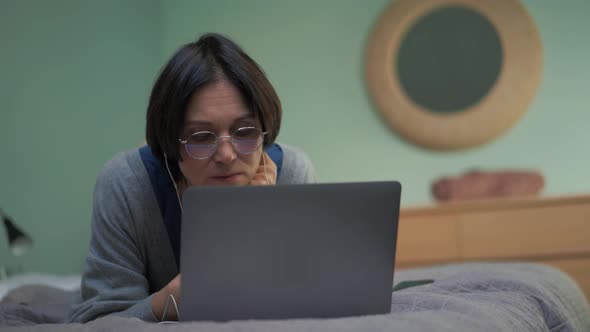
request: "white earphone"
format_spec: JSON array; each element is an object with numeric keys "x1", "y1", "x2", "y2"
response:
[
  {"x1": 164, "y1": 153, "x2": 184, "y2": 214},
  {"x1": 262, "y1": 152, "x2": 269, "y2": 185}
]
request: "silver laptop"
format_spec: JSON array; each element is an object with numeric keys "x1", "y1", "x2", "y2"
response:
[{"x1": 179, "y1": 181, "x2": 401, "y2": 321}]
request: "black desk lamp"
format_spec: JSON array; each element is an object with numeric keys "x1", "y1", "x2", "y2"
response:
[{"x1": 1, "y1": 208, "x2": 33, "y2": 256}]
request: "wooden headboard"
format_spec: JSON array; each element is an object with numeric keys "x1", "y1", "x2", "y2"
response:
[{"x1": 395, "y1": 194, "x2": 590, "y2": 301}]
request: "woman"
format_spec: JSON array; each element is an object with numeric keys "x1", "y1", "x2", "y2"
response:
[{"x1": 66, "y1": 33, "x2": 316, "y2": 323}]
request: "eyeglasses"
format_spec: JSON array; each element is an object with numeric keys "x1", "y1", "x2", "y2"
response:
[{"x1": 179, "y1": 127, "x2": 267, "y2": 159}]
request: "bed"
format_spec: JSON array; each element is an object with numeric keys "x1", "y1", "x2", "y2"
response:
[
  {"x1": 1, "y1": 195, "x2": 589, "y2": 331},
  {"x1": 1, "y1": 263, "x2": 589, "y2": 331}
]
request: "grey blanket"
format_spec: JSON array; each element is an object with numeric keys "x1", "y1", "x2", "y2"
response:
[{"x1": 1, "y1": 262, "x2": 589, "y2": 331}]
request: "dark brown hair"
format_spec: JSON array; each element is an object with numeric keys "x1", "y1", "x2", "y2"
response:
[{"x1": 146, "y1": 33, "x2": 281, "y2": 180}]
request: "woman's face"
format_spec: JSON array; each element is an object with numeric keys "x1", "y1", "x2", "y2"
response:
[{"x1": 178, "y1": 80, "x2": 263, "y2": 187}]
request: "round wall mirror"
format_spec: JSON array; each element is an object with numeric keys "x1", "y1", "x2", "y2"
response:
[
  {"x1": 365, "y1": 0, "x2": 542, "y2": 150},
  {"x1": 397, "y1": 6, "x2": 503, "y2": 113}
]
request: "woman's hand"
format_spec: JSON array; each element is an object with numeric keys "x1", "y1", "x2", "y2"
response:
[
  {"x1": 152, "y1": 274, "x2": 181, "y2": 321},
  {"x1": 249, "y1": 152, "x2": 277, "y2": 186}
]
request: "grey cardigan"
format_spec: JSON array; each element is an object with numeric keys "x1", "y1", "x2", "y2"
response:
[{"x1": 66, "y1": 144, "x2": 317, "y2": 323}]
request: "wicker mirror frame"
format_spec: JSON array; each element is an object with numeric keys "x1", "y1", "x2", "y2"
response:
[{"x1": 365, "y1": 0, "x2": 542, "y2": 150}]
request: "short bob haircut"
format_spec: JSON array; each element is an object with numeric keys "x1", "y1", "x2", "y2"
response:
[{"x1": 146, "y1": 33, "x2": 282, "y2": 181}]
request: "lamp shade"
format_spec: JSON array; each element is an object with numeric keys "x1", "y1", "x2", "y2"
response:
[{"x1": 1, "y1": 209, "x2": 33, "y2": 256}]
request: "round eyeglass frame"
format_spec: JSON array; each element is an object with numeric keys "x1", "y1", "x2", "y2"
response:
[{"x1": 178, "y1": 126, "x2": 268, "y2": 160}]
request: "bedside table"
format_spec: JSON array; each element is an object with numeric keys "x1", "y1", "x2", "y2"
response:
[{"x1": 395, "y1": 194, "x2": 590, "y2": 301}]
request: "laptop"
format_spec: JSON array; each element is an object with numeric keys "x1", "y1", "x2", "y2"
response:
[{"x1": 179, "y1": 181, "x2": 401, "y2": 321}]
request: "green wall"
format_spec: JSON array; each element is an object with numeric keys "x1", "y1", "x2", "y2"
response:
[
  {"x1": 1, "y1": 0, "x2": 588, "y2": 274},
  {"x1": 0, "y1": 0, "x2": 161, "y2": 273}
]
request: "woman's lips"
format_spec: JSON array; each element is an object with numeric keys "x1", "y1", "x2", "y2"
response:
[{"x1": 211, "y1": 173, "x2": 241, "y2": 182}]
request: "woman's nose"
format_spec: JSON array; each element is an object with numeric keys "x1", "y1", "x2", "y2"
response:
[{"x1": 212, "y1": 136, "x2": 236, "y2": 164}]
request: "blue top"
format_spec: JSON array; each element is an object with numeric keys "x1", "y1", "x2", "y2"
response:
[{"x1": 139, "y1": 144, "x2": 283, "y2": 267}]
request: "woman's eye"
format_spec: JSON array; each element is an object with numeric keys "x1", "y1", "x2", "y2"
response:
[{"x1": 189, "y1": 133, "x2": 215, "y2": 144}]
